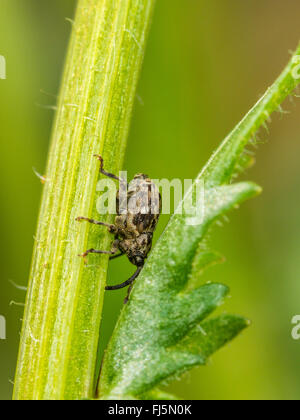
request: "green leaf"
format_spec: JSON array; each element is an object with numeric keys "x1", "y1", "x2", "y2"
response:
[
  {"x1": 147, "y1": 315, "x2": 248, "y2": 388},
  {"x1": 98, "y1": 183, "x2": 260, "y2": 399},
  {"x1": 234, "y1": 152, "x2": 256, "y2": 178},
  {"x1": 200, "y1": 44, "x2": 300, "y2": 189},
  {"x1": 186, "y1": 249, "x2": 225, "y2": 291},
  {"x1": 98, "y1": 44, "x2": 300, "y2": 400},
  {"x1": 173, "y1": 315, "x2": 250, "y2": 361}
]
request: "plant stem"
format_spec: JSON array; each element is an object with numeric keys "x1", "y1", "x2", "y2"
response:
[{"x1": 13, "y1": 0, "x2": 155, "y2": 400}]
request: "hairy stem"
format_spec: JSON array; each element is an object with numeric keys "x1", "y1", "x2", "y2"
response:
[{"x1": 13, "y1": 0, "x2": 155, "y2": 400}]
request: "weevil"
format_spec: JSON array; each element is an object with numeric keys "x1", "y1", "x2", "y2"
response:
[{"x1": 76, "y1": 155, "x2": 161, "y2": 302}]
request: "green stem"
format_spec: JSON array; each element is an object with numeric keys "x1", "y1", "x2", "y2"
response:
[{"x1": 13, "y1": 0, "x2": 155, "y2": 400}]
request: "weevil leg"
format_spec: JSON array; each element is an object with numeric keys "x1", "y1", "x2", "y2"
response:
[
  {"x1": 76, "y1": 216, "x2": 114, "y2": 228},
  {"x1": 79, "y1": 249, "x2": 116, "y2": 258},
  {"x1": 109, "y1": 252, "x2": 124, "y2": 260},
  {"x1": 94, "y1": 154, "x2": 121, "y2": 181},
  {"x1": 124, "y1": 283, "x2": 134, "y2": 304},
  {"x1": 105, "y1": 266, "x2": 143, "y2": 292}
]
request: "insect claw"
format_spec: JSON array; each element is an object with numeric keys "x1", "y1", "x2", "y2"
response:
[
  {"x1": 78, "y1": 253, "x2": 88, "y2": 264},
  {"x1": 78, "y1": 252, "x2": 87, "y2": 258},
  {"x1": 93, "y1": 154, "x2": 103, "y2": 163}
]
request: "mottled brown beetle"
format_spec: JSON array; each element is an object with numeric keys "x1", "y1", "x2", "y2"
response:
[{"x1": 76, "y1": 155, "x2": 161, "y2": 302}]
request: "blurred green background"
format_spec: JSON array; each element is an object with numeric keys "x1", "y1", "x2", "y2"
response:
[{"x1": 1, "y1": 0, "x2": 300, "y2": 400}]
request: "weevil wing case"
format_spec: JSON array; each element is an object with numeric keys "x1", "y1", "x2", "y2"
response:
[{"x1": 127, "y1": 176, "x2": 161, "y2": 218}]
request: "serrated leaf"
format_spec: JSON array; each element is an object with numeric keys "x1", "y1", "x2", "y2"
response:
[
  {"x1": 173, "y1": 314, "x2": 249, "y2": 360},
  {"x1": 233, "y1": 152, "x2": 256, "y2": 177},
  {"x1": 98, "y1": 45, "x2": 300, "y2": 400},
  {"x1": 98, "y1": 183, "x2": 259, "y2": 399},
  {"x1": 140, "y1": 182, "x2": 261, "y2": 293},
  {"x1": 186, "y1": 249, "x2": 225, "y2": 291},
  {"x1": 147, "y1": 315, "x2": 248, "y2": 386}
]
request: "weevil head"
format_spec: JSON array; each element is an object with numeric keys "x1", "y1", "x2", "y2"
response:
[
  {"x1": 118, "y1": 234, "x2": 152, "y2": 267},
  {"x1": 130, "y1": 253, "x2": 145, "y2": 267}
]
